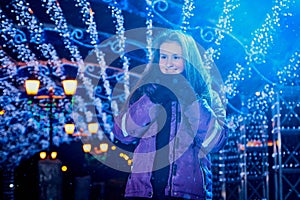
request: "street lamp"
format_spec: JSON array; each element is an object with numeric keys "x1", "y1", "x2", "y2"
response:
[
  {"x1": 82, "y1": 143, "x2": 92, "y2": 153},
  {"x1": 99, "y1": 142, "x2": 108, "y2": 153},
  {"x1": 25, "y1": 79, "x2": 40, "y2": 95},
  {"x1": 88, "y1": 122, "x2": 99, "y2": 134},
  {"x1": 64, "y1": 123, "x2": 75, "y2": 135},
  {"x1": 62, "y1": 80, "x2": 78, "y2": 95},
  {"x1": 25, "y1": 78, "x2": 77, "y2": 159}
]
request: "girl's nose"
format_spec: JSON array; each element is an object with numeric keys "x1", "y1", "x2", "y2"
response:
[{"x1": 166, "y1": 57, "x2": 173, "y2": 67}]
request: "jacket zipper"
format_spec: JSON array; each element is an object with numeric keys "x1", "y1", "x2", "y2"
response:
[{"x1": 168, "y1": 101, "x2": 179, "y2": 196}]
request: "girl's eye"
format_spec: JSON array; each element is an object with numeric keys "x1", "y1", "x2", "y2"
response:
[
  {"x1": 160, "y1": 55, "x2": 167, "y2": 59},
  {"x1": 173, "y1": 55, "x2": 181, "y2": 60}
]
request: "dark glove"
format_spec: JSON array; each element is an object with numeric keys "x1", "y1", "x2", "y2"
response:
[{"x1": 143, "y1": 84, "x2": 177, "y2": 105}]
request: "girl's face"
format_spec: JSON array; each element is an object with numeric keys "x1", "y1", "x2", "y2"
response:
[{"x1": 159, "y1": 41, "x2": 185, "y2": 74}]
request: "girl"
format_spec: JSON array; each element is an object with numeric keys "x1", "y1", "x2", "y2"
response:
[{"x1": 113, "y1": 29, "x2": 227, "y2": 200}]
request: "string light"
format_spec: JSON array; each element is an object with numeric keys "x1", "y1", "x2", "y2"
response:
[
  {"x1": 245, "y1": 0, "x2": 293, "y2": 65},
  {"x1": 9, "y1": 0, "x2": 64, "y2": 87},
  {"x1": 0, "y1": 50, "x2": 17, "y2": 77},
  {"x1": 222, "y1": 0, "x2": 294, "y2": 98},
  {"x1": 94, "y1": 49, "x2": 114, "y2": 138},
  {"x1": 107, "y1": 1, "x2": 131, "y2": 140},
  {"x1": 74, "y1": 0, "x2": 98, "y2": 45},
  {"x1": 109, "y1": 2, "x2": 130, "y2": 99},
  {"x1": 145, "y1": 0, "x2": 154, "y2": 62},
  {"x1": 40, "y1": 0, "x2": 116, "y2": 141},
  {"x1": 41, "y1": 0, "x2": 82, "y2": 63},
  {"x1": 206, "y1": 0, "x2": 240, "y2": 61},
  {"x1": 277, "y1": 51, "x2": 300, "y2": 86},
  {"x1": 0, "y1": 8, "x2": 38, "y2": 69},
  {"x1": 180, "y1": 0, "x2": 195, "y2": 32}
]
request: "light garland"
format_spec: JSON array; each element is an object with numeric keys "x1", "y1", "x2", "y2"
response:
[
  {"x1": 109, "y1": 1, "x2": 130, "y2": 99},
  {"x1": 210, "y1": 0, "x2": 240, "y2": 61},
  {"x1": 180, "y1": 0, "x2": 195, "y2": 32},
  {"x1": 9, "y1": 0, "x2": 64, "y2": 84},
  {"x1": 245, "y1": 0, "x2": 293, "y2": 65},
  {"x1": 145, "y1": 0, "x2": 154, "y2": 62},
  {"x1": 0, "y1": 73, "x2": 72, "y2": 169},
  {"x1": 0, "y1": 50, "x2": 17, "y2": 78},
  {"x1": 74, "y1": 0, "x2": 113, "y2": 139},
  {"x1": 107, "y1": 1, "x2": 131, "y2": 140},
  {"x1": 10, "y1": 0, "x2": 42, "y2": 44},
  {"x1": 94, "y1": 49, "x2": 114, "y2": 136},
  {"x1": 224, "y1": 63, "x2": 245, "y2": 98},
  {"x1": 40, "y1": 0, "x2": 112, "y2": 139},
  {"x1": 74, "y1": 0, "x2": 98, "y2": 45},
  {"x1": 41, "y1": 0, "x2": 83, "y2": 63},
  {"x1": 277, "y1": 51, "x2": 300, "y2": 86},
  {"x1": 203, "y1": 0, "x2": 241, "y2": 98},
  {"x1": 222, "y1": 0, "x2": 293, "y2": 98},
  {"x1": 224, "y1": 0, "x2": 294, "y2": 100},
  {"x1": 0, "y1": 8, "x2": 38, "y2": 69}
]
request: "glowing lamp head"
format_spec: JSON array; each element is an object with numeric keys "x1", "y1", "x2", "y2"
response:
[
  {"x1": 39, "y1": 151, "x2": 47, "y2": 160},
  {"x1": 62, "y1": 80, "x2": 77, "y2": 95},
  {"x1": 64, "y1": 123, "x2": 75, "y2": 134},
  {"x1": 50, "y1": 151, "x2": 58, "y2": 159},
  {"x1": 25, "y1": 79, "x2": 40, "y2": 95},
  {"x1": 83, "y1": 144, "x2": 92, "y2": 153},
  {"x1": 88, "y1": 122, "x2": 99, "y2": 134},
  {"x1": 99, "y1": 143, "x2": 108, "y2": 153}
]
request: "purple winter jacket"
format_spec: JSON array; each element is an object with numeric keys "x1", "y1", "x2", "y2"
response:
[{"x1": 113, "y1": 92, "x2": 226, "y2": 199}]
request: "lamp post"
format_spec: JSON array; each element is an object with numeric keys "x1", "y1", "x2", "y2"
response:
[
  {"x1": 49, "y1": 86, "x2": 54, "y2": 158},
  {"x1": 25, "y1": 75, "x2": 77, "y2": 200},
  {"x1": 25, "y1": 78, "x2": 77, "y2": 159}
]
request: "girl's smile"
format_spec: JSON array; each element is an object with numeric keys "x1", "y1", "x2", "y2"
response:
[{"x1": 159, "y1": 41, "x2": 184, "y2": 74}]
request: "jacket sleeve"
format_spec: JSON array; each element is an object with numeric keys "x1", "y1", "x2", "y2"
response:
[
  {"x1": 200, "y1": 90, "x2": 227, "y2": 156},
  {"x1": 112, "y1": 94, "x2": 159, "y2": 144}
]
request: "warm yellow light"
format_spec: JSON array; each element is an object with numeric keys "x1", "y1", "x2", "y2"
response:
[
  {"x1": 25, "y1": 79, "x2": 40, "y2": 95},
  {"x1": 0, "y1": 109, "x2": 5, "y2": 115},
  {"x1": 128, "y1": 159, "x2": 132, "y2": 166},
  {"x1": 268, "y1": 140, "x2": 273, "y2": 147},
  {"x1": 51, "y1": 151, "x2": 58, "y2": 159},
  {"x1": 64, "y1": 123, "x2": 75, "y2": 134},
  {"x1": 255, "y1": 91, "x2": 261, "y2": 96},
  {"x1": 40, "y1": 151, "x2": 47, "y2": 160},
  {"x1": 119, "y1": 152, "x2": 129, "y2": 160},
  {"x1": 123, "y1": 154, "x2": 129, "y2": 161},
  {"x1": 83, "y1": 144, "x2": 92, "y2": 153},
  {"x1": 61, "y1": 165, "x2": 68, "y2": 172},
  {"x1": 246, "y1": 141, "x2": 254, "y2": 147},
  {"x1": 62, "y1": 80, "x2": 77, "y2": 95},
  {"x1": 88, "y1": 123, "x2": 99, "y2": 134},
  {"x1": 99, "y1": 143, "x2": 108, "y2": 153},
  {"x1": 111, "y1": 145, "x2": 116, "y2": 150}
]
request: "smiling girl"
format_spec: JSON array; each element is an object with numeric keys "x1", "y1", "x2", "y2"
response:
[{"x1": 113, "y1": 29, "x2": 227, "y2": 200}]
